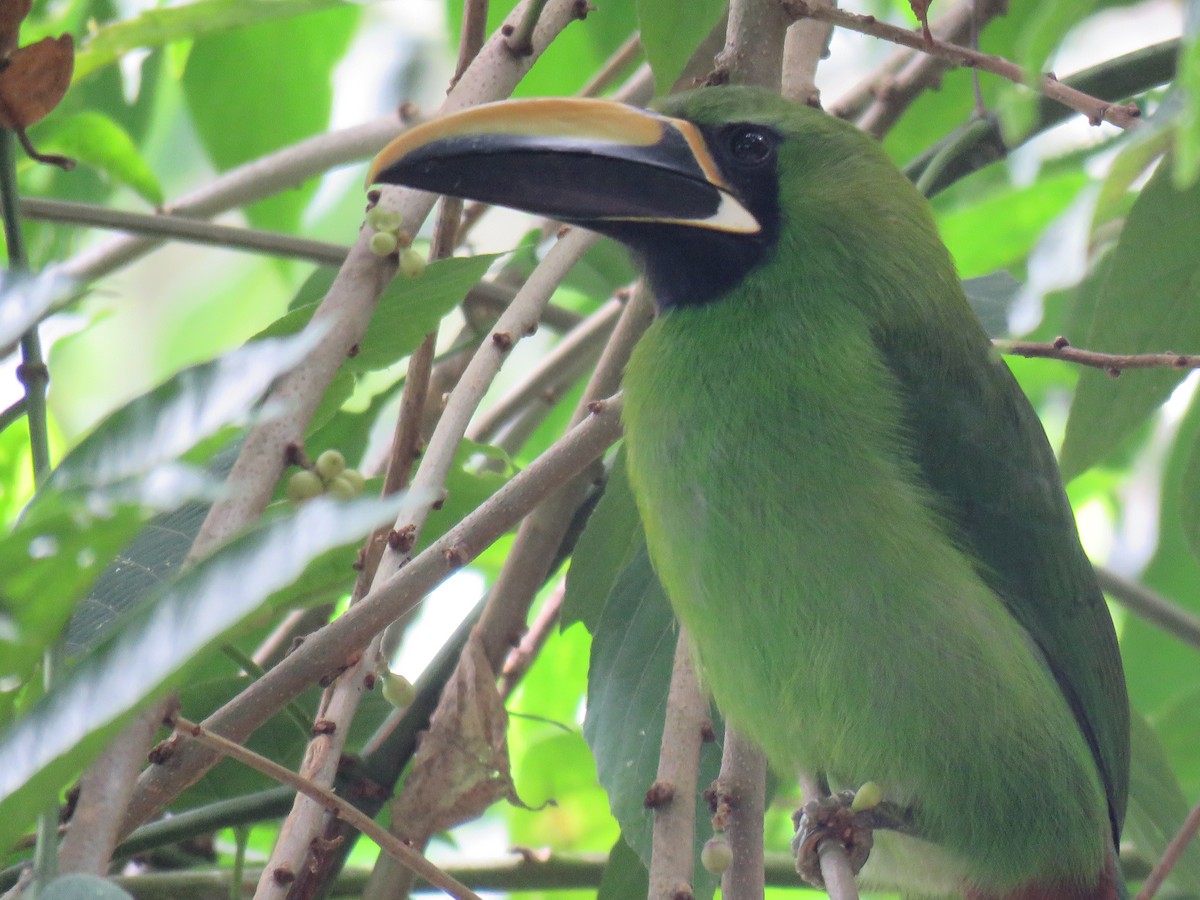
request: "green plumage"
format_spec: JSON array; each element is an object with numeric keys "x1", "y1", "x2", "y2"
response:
[
  {"x1": 367, "y1": 83, "x2": 1131, "y2": 898},
  {"x1": 621, "y1": 89, "x2": 1128, "y2": 896}
]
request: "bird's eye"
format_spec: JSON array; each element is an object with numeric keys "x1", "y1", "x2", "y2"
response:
[{"x1": 728, "y1": 127, "x2": 774, "y2": 166}]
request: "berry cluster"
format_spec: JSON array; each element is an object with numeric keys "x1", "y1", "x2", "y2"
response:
[
  {"x1": 285, "y1": 449, "x2": 367, "y2": 503},
  {"x1": 365, "y1": 205, "x2": 426, "y2": 277}
]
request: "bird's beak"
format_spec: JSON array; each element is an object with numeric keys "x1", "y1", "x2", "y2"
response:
[{"x1": 366, "y1": 98, "x2": 761, "y2": 235}]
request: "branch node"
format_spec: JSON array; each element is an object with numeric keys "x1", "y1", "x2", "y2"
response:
[{"x1": 645, "y1": 780, "x2": 676, "y2": 808}]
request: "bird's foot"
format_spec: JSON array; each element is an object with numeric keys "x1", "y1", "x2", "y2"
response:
[{"x1": 791, "y1": 783, "x2": 907, "y2": 889}]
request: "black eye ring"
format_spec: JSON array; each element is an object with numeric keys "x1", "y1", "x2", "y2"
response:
[{"x1": 727, "y1": 126, "x2": 774, "y2": 166}]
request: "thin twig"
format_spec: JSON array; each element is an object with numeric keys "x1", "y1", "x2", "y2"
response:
[
  {"x1": 647, "y1": 633, "x2": 707, "y2": 899},
  {"x1": 1136, "y1": 797, "x2": 1200, "y2": 900},
  {"x1": 905, "y1": 40, "x2": 1178, "y2": 196},
  {"x1": 452, "y1": 0, "x2": 491, "y2": 87},
  {"x1": 797, "y1": 773, "x2": 860, "y2": 900},
  {"x1": 20, "y1": 198, "x2": 349, "y2": 266},
  {"x1": 124, "y1": 7, "x2": 593, "y2": 840},
  {"x1": 783, "y1": 1, "x2": 1143, "y2": 130},
  {"x1": 170, "y1": 715, "x2": 484, "y2": 900},
  {"x1": 829, "y1": 0, "x2": 995, "y2": 119},
  {"x1": 996, "y1": 337, "x2": 1200, "y2": 376},
  {"x1": 259, "y1": 200, "x2": 461, "y2": 899},
  {"x1": 61, "y1": 116, "x2": 403, "y2": 282},
  {"x1": 467, "y1": 296, "x2": 623, "y2": 444},
  {"x1": 579, "y1": 33, "x2": 642, "y2": 97},
  {"x1": 119, "y1": 394, "x2": 624, "y2": 841},
  {"x1": 855, "y1": 0, "x2": 1007, "y2": 137},
  {"x1": 505, "y1": 0, "x2": 550, "y2": 56},
  {"x1": 498, "y1": 581, "x2": 565, "y2": 700},
  {"x1": 1096, "y1": 568, "x2": 1200, "y2": 653}
]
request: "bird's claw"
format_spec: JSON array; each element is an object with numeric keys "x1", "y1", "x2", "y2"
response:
[{"x1": 791, "y1": 789, "x2": 874, "y2": 888}]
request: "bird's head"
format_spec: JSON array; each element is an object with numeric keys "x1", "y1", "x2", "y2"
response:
[{"x1": 368, "y1": 86, "x2": 935, "y2": 312}]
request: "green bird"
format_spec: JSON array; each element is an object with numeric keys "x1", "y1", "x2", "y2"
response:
[{"x1": 367, "y1": 87, "x2": 1130, "y2": 899}]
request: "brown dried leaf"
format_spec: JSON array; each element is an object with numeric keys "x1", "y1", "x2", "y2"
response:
[
  {"x1": 389, "y1": 636, "x2": 525, "y2": 841},
  {"x1": 0, "y1": 34, "x2": 74, "y2": 129},
  {"x1": 0, "y1": 0, "x2": 32, "y2": 59}
]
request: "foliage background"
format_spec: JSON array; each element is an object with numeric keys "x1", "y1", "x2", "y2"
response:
[{"x1": 1, "y1": 0, "x2": 1198, "y2": 897}]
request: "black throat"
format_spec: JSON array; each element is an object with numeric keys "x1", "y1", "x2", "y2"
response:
[{"x1": 600, "y1": 123, "x2": 783, "y2": 311}]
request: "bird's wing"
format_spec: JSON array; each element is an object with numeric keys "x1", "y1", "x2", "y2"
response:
[{"x1": 877, "y1": 317, "x2": 1130, "y2": 841}]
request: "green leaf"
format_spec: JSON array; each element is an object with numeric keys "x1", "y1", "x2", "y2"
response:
[
  {"x1": 0, "y1": 494, "x2": 411, "y2": 855},
  {"x1": 49, "y1": 330, "x2": 322, "y2": 495},
  {"x1": 181, "y1": 4, "x2": 359, "y2": 231},
  {"x1": 0, "y1": 496, "x2": 146, "y2": 708},
  {"x1": 636, "y1": 0, "x2": 726, "y2": 95},
  {"x1": 256, "y1": 253, "x2": 502, "y2": 374},
  {"x1": 352, "y1": 253, "x2": 502, "y2": 373},
  {"x1": 598, "y1": 834, "x2": 649, "y2": 900},
  {"x1": 582, "y1": 545, "x2": 722, "y2": 900},
  {"x1": 962, "y1": 271, "x2": 1021, "y2": 339},
  {"x1": 36, "y1": 112, "x2": 164, "y2": 206},
  {"x1": 73, "y1": 0, "x2": 350, "y2": 84},
  {"x1": 1059, "y1": 158, "x2": 1200, "y2": 480},
  {"x1": 563, "y1": 451, "x2": 641, "y2": 632},
  {"x1": 0, "y1": 269, "x2": 75, "y2": 353},
  {"x1": 1124, "y1": 711, "x2": 1200, "y2": 894},
  {"x1": 1175, "y1": 1, "x2": 1200, "y2": 186},
  {"x1": 936, "y1": 170, "x2": 1088, "y2": 278}
]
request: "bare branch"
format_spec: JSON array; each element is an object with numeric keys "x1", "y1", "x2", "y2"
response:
[
  {"x1": 648, "y1": 633, "x2": 707, "y2": 900},
  {"x1": 853, "y1": 0, "x2": 1007, "y2": 137},
  {"x1": 119, "y1": 395, "x2": 624, "y2": 839},
  {"x1": 1136, "y1": 797, "x2": 1200, "y2": 900},
  {"x1": 1096, "y1": 568, "x2": 1200, "y2": 653},
  {"x1": 467, "y1": 296, "x2": 624, "y2": 444},
  {"x1": 19, "y1": 198, "x2": 349, "y2": 266},
  {"x1": 997, "y1": 337, "x2": 1200, "y2": 376},
  {"x1": 170, "y1": 715, "x2": 483, "y2": 900},
  {"x1": 781, "y1": 0, "x2": 835, "y2": 107},
  {"x1": 499, "y1": 581, "x2": 565, "y2": 699},
  {"x1": 714, "y1": 729, "x2": 767, "y2": 900},
  {"x1": 713, "y1": 0, "x2": 792, "y2": 89},
  {"x1": 783, "y1": 1, "x2": 1143, "y2": 130}
]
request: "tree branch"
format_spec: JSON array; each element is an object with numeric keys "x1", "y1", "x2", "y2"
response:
[
  {"x1": 647, "y1": 633, "x2": 707, "y2": 900},
  {"x1": 714, "y1": 728, "x2": 767, "y2": 900},
  {"x1": 853, "y1": 0, "x2": 1007, "y2": 138},
  {"x1": 119, "y1": 394, "x2": 624, "y2": 840},
  {"x1": 997, "y1": 337, "x2": 1200, "y2": 376},
  {"x1": 169, "y1": 715, "x2": 483, "y2": 900},
  {"x1": 1096, "y1": 567, "x2": 1200, "y2": 653},
  {"x1": 466, "y1": 296, "x2": 623, "y2": 444},
  {"x1": 1136, "y1": 796, "x2": 1200, "y2": 900},
  {"x1": 781, "y1": 0, "x2": 835, "y2": 108},
  {"x1": 782, "y1": 1, "x2": 1143, "y2": 130},
  {"x1": 713, "y1": 0, "x2": 792, "y2": 90}
]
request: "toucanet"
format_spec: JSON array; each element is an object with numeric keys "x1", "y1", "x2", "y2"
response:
[{"x1": 367, "y1": 86, "x2": 1130, "y2": 900}]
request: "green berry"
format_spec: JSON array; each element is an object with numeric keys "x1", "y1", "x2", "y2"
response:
[
  {"x1": 850, "y1": 780, "x2": 883, "y2": 813},
  {"x1": 285, "y1": 469, "x2": 324, "y2": 503},
  {"x1": 315, "y1": 449, "x2": 347, "y2": 481},
  {"x1": 399, "y1": 247, "x2": 426, "y2": 278},
  {"x1": 327, "y1": 474, "x2": 358, "y2": 501},
  {"x1": 369, "y1": 231, "x2": 398, "y2": 256},
  {"x1": 366, "y1": 206, "x2": 403, "y2": 233},
  {"x1": 381, "y1": 671, "x2": 417, "y2": 708},
  {"x1": 340, "y1": 469, "x2": 366, "y2": 494},
  {"x1": 700, "y1": 836, "x2": 733, "y2": 874}
]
